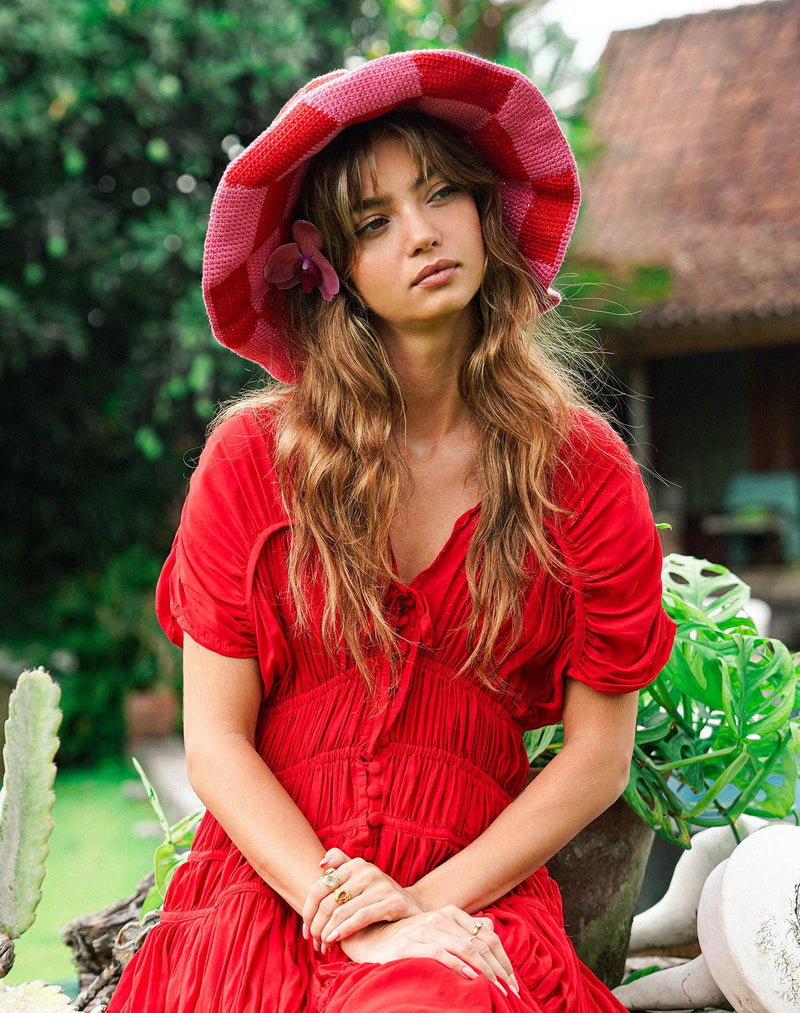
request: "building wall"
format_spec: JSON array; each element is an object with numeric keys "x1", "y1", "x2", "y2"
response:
[{"x1": 649, "y1": 349, "x2": 750, "y2": 517}]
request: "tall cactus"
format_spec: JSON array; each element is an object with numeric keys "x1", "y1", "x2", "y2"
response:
[{"x1": 0, "y1": 668, "x2": 62, "y2": 979}]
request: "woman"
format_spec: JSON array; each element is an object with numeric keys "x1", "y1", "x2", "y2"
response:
[{"x1": 109, "y1": 50, "x2": 675, "y2": 1012}]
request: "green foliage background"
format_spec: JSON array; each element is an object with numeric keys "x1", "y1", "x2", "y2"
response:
[
  {"x1": 1, "y1": 0, "x2": 353, "y2": 612},
  {"x1": 1, "y1": 0, "x2": 355, "y2": 760},
  {"x1": 1, "y1": 0, "x2": 588, "y2": 763}
]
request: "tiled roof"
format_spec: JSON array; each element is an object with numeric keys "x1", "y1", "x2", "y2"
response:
[{"x1": 571, "y1": 0, "x2": 800, "y2": 327}]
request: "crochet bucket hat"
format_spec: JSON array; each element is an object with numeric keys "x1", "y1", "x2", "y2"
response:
[{"x1": 203, "y1": 49, "x2": 580, "y2": 381}]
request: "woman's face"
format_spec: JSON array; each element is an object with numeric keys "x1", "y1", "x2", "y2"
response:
[{"x1": 349, "y1": 135, "x2": 485, "y2": 342}]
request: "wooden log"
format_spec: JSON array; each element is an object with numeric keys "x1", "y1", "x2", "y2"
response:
[{"x1": 61, "y1": 872, "x2": 157, "y2": 1010}]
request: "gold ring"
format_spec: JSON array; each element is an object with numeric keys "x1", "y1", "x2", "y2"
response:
[
  {"x1": 321, "y1": 868, "x2": 341, "y2": 890},
  {"x1": 472, "y1": 919, "x2": 483, "y2": 936},
  {"x1": 333, "y1": 886, "x2": 351, "y2": 905}
]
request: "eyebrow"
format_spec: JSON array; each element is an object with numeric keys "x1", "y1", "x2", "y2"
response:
[{"x1": 354, "y1": 169, "x2": 433, "y2": 214}]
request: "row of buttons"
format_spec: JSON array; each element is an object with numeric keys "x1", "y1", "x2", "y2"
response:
[{"x1": 362, "y1": 750, "x2": 384, "y2": 854}]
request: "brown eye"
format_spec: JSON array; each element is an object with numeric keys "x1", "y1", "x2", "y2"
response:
[{"x1": 356, "y1": 216, "x2": 389, "y2": 237}]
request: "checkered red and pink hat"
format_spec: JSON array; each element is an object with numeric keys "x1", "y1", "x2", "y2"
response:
[{"x1": 203, "y1": 49, "x2": 580, "y2": 381}]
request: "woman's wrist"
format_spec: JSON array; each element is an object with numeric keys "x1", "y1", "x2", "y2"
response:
[
  {"x1": 338, "y1": 919, "x2": 393, "y2": 961},
  {"x1": 405, "y1": 878, "x2": 435, "y2": 913}
]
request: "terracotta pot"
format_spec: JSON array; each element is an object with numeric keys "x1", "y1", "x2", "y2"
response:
[
  {"x1": 546, "y1": 793, "x2": 655, "y2": 989},
  {"x1": 123, "y1": 688, "x2": 179, "y2": 744}
]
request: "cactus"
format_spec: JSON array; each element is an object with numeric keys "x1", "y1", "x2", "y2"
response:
[{"x1": 0, "y1": 668, "x2": 62, "y2": 978}]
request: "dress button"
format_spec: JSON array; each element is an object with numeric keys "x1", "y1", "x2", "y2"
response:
[
  {"x1": 366, "y1": 783, "x2": 381, "y2": 799},
  {"x1": 363, "y1": 847, "x2": 377, "y2": 861},
  {"x1": 367, "y1": 812, "x2": 383, "y2": 828},
  {"x1": 367, "y1": 761, "x2": 382, "y2": 776}
]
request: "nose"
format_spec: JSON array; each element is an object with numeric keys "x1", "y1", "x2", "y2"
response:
[{"x1": 404, "y1": 206, "x2": 440, "y2": 256}]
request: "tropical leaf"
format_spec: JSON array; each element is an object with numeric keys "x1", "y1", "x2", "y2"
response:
[{"x1": 661, "y1": 555, "x2": 751, "y2": 624}]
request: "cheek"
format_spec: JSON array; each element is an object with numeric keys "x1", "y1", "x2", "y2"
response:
[
  {"x1": 349, "y1": 252, "x2": 373, "y2": 297},
  {"x1": 349, "y1": 256, "x2": 388, "y2": 315}
]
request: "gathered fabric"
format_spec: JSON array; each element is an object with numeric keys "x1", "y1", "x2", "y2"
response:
[{"x1": 108, "y1": 407, "x2": 675, "y2": 1012}]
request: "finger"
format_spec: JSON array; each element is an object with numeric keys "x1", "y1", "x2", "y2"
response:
[
  {"x1": 323, "y1": 896, "x2": 409, "y2": 944},
  {"x1": 308, "y1": 881, "x2": 363, "y2": 942},
  {"x1": 467, "y1": 936, "x2": 517, "y2": 995},
  {"x1": 318, "y1": 847, "x2": 350, "y2": 870},
  {"x1": 433, "y1": 920, "x2": 517, "y2": 996},
  {"x1": 309, "y1": 861, "x2": 381, "y2": 940},
  {"x1": 425, "y1": 932, "x2": 508, "y2": 995},
  {"x1": 451, "y1": 911, "x2": 518, "y2": 995},
  {"x1": 304, "y1": 854, "x2": 355, "y2": 929},
  {"x1": 402, "y1": 941, "x2": 491, "y2": 986},
  {"x1": 302, "y1": 874, "x2": 343, "y2": 929}
]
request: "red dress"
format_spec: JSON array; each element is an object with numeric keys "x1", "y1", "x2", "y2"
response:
[{"x1": 109, "y1": 407, "x2": 674, "y2": 1013}]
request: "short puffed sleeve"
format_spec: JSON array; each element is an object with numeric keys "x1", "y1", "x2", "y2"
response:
[
  {"x1": 155, "y1": 409, "x2": 287, "y2": 658},
  {"x1": 551, "y1": 410, "x2": 676, "y2": 694}
]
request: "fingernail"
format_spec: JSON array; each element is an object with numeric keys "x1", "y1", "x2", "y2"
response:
[
  {"x1": 321, "y1": 943, "x2": 327, "y2": 955},
  {"x1": 511, "y1": 976, "x2": 520, "y2": 996},
  {"x1": 492, "y1": 981, "x2": 507, "y2": 997},
  {"x1": 328, "y1": 930, "x2": 340, "y2": 942},
  {"x1": 313, "y1": 939, "x2": 319, "y2": 952},
  {"x1": 302, "y1": 924, "x2": 309, "y2": 940},
  {"x1": 461, "y1": 966, "x2": 479, "y2": 979},
  {"x1": 319, "y1": 857, "x2": 328, "y2": 867}
]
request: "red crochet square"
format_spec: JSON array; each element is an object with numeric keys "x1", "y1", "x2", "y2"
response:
[
  {"x1": 471, "y1": 119, "x2": 528, "y2": 183},
  {"x1": 252, "y1": 174, "x2": 297, "y2": 253},
  {"x1": 412, "y1": 52, "x2": 514, "y2": 115},
  {"x1": 207, "y1": 264, "x2": 252, "y2": 328},
  {"x1": 219, "y1": 304, "x2": 259, "y2": 352},
  {"x1": 226, "y1": 103, "x2": 338, "y2": 187},
  {"x1": 518, "y1": 170, "x2": 579, "y2": 267}
]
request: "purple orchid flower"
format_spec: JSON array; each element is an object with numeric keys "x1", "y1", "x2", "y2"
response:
[{"x1": 264, "y1": 220, "x2": 340, "y2": 301}]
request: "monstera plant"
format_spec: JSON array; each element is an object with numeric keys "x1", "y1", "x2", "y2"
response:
[{"x1": 527, "y1": 553, "x2": 800, "y2": 847}]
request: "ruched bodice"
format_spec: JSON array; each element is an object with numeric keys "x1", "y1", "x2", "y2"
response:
[{"x1": 109, "y1": 407, "x2": 675, "y2": 1013}]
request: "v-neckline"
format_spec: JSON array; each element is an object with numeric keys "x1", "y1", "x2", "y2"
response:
[{"x1": 388, "y1": 501, "x2": 482, "y2": 588}]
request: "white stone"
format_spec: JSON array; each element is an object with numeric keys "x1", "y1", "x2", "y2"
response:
[
  {"x1": 629, "y1": 817, "x2": 768, "y2": 952},
  {"x1": 698, "y1": 824, "x2": 800, "y2": 1013},
  {"x1": 613, "y1": 954, "x2": 729, "y2": 1010}
]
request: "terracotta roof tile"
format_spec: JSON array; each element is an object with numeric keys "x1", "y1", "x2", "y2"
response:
[{"x1": 572, "y1": 0, "x2": 800, "y2": 324}]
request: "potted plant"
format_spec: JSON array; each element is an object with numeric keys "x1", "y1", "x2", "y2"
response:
[
  {"x1": 525, "y1": 553, "x2": 800, "y2": 987},
  {"x1": 93, "y1": 548, "x2": 181, "y2": 744}
]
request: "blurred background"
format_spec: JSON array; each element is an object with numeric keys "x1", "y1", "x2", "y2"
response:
[{"x1": 1, "y1": 0, "x2": 798, "y2": 992}]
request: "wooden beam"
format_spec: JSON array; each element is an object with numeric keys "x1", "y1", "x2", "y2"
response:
[{"x1": 599, "y1": 311, "x2": 800, "y2": 361}]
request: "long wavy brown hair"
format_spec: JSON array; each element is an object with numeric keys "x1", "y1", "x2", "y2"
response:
[{"x1": 217, "y1": 111, "x2": 592, "y2": 692}]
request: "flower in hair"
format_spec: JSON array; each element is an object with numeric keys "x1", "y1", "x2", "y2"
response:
[{"x1": 264, "y1": 220, "x2": 339, "y2": 301}]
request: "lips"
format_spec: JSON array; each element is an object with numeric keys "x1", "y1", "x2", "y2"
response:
[{"x1": 412, "y1": 259, "x2": 458, "y2": 286}]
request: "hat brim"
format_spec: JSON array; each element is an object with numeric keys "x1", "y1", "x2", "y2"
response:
[{"x1": 202, "y1": 49, "x2": 580, "y2": 381}]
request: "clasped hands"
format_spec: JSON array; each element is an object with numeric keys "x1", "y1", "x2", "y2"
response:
[{"x1": 301, "y1": 847, "x2": 520, "y2": 998}]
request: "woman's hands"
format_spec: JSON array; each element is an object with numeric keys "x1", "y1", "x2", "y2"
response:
[
  {"x1": 339, "y1": 908, "x2": 520, "y2": 998},
  {"x1": 302, "y1": 849, "x2": 519, "y2": 997},
  {"x1": 302, "y1": 848, "x2": 423, "y2": 950}
]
